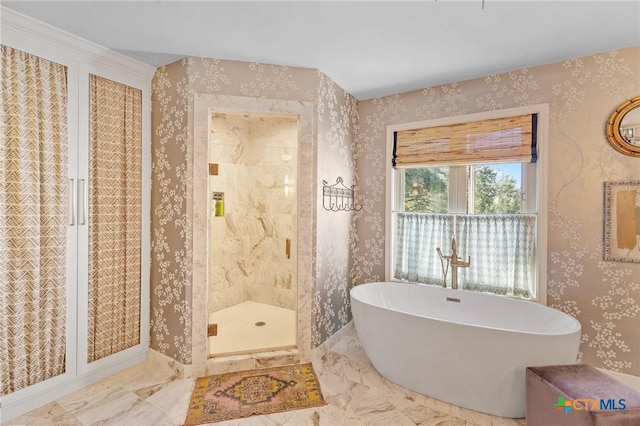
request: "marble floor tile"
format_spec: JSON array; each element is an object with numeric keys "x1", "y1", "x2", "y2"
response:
[
  {"x1": 100, "y1": 401, "x2": 174, "y2": 426},
  {"x1": 55, "y1": 382, "x2": 128, "y2": 418},
  {"x1": 215, "y1": 409, "x2": 296, "y2": 426},
  {"x1": 69, "y1": 392, "x2": 142, "y2": 426},
  {"x1": 144, "y1": 378, "x2": 195, "y2": 425},
  {"x1": 5, "y1": 325, "x2": 529, "y2": 426},
  {"x1": 109, "y1": 359, "x2": 179, "y2": 394},
  {"x1": 3, "y1": 401, "x2": 81, "y2": 426}
]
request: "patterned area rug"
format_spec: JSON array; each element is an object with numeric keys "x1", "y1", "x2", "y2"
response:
[{"x1": 183, "y1": 363, "x2": 326, "y2": 425}]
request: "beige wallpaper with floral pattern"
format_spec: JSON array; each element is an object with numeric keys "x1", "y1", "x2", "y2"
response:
[
  {"x1": 151, "y1": 60, "x2": 190, "y2": 362},
  {"x1": 314, "y1": 72, "x2": 359, "y2": 346},
  {"x1": 354, "y1": 46, "x2": 640, "y2": 375},
  {"x1": 153, "y1": 48, "x2": 639, "y2": 374},
  {"x1": 151, "y1": 57, "x2": 357, "y2": 364}
]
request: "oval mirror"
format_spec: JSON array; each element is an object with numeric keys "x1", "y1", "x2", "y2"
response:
[{"x1": 606, "y1": 96, "x2": 640, "y2": 157}]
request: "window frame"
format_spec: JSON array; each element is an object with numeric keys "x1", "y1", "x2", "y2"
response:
[{"x1": 385, "y1": 104, "x2": 549, "y2": 304}]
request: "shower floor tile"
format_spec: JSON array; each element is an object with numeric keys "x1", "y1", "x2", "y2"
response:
[{"x1": 208, "y1": 301, "x2": 296, "y2": 357}]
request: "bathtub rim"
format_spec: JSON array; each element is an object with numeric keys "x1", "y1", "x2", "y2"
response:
[{"x1": 350, "y1": 281, "x2": 581, "y2": 337}]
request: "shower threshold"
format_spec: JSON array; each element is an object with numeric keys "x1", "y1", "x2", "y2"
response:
[{"x1": 208, "y1": 301, "x2": 296, "y2": 358}]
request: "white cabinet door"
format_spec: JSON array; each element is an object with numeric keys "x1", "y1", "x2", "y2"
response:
[{"x1": 76, "y1": 68, "x2": 150, "y2": 374}]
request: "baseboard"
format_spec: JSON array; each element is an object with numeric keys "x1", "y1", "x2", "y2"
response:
[
  {"x1": 1, "y1": 348, "x2": 147, "y2": 422},
  {"x1": 314, "y1": 320, "x2": 354, "y2": 353},
  {"x1": 147, "y1": 347, "x2": 194, "y2": 378}
]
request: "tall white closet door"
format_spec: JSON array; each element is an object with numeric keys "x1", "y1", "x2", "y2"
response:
[
  {"x1": 86, "y1": 74, "x2": 143, "y2": 363},
  {"x1": 0, "y1": 45, "x2": 70, "y2": 395},
  {"x1": 75, "y1": 64, "x2": 150, "y2": 375}
]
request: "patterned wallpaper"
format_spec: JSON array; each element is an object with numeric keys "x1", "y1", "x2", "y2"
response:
[
  {"x1": 151, "y1": 58, "x2": 357, "y2": 364},
  {"x1": 354, "y1": 46, "x2": 640, "y2": 375},
  {"x1": 152, "y1": 48, "x2": 639, "y2": 375},
  {"x1": 314, "y1": 73, "x2": 359, "y2": 346},
  {"x1": 150, "y1": 60, "x2": 190, "y2": 362}
]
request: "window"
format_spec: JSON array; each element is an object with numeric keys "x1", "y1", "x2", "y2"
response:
[
  {"x1": 404, "y1": 163, "x2": 530, "y2": 214},
  {"x1": 387, "y1": 106, "x2": 548, "y2": 302}
]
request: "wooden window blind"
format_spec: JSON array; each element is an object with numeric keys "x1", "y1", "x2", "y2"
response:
[{"x1": 393, "y1": 114, "x2": 537, "y2": 167}]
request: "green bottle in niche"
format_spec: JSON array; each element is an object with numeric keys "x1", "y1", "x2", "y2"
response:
[{"x1": 215, "y1": 198, "x2": 224, "y2": 217}]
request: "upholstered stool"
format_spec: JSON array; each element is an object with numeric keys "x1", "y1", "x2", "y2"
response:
[{"x1": 526, "y1": 364, "x2": 640, "y2": 426}]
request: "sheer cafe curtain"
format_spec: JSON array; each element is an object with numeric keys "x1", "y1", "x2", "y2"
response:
[
  {"x1": 456, "y1": 214, "x2": 536, "y2": 298},
  {"x1": 394, "y1": 213, "x2": 536, "y2": 297},
  {"x1": 0, "y1": 45, "x2": 68, "y2": 395},
  {"x1": 394, "y1": 213, "x2": 454, "y2": 285}
]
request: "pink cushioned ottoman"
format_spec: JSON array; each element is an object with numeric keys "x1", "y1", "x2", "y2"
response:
[{"x1": 526, "y1": 364, "x2": 640, "y2": 426}]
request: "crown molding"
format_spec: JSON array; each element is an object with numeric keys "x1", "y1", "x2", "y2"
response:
[{"x1": 1, "y1": 6, "x2": 156, "y2": 80}]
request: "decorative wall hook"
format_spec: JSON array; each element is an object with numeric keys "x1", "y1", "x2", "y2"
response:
[{"x1": 322, "y1": 177, "x2": 362, "y2": 212}]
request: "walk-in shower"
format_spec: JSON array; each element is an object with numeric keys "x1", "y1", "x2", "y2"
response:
[{"x1": 207, "y1": 111, "x2": 298, "y2": 357}]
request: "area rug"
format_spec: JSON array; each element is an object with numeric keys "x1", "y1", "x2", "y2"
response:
[{"x1": 182, "y1": 363, "x2": 326, "y2": 425}]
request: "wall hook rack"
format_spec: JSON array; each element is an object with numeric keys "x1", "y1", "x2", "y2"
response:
[{"x1": 322, "y1": 177, "x2": 362, "y2": 212}]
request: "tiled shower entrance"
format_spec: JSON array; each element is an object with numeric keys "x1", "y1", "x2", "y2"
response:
[
  {"x1": 208, "y1": 301, "x2": 296, "y2": 357},
  {"x1": 207, "y1": 111, "x2": 299, "y2": 359}
]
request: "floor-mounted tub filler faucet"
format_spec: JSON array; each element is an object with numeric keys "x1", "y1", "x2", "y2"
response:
[{"x1": 436, "y1": 238, "x2": 471, "y2": 289}]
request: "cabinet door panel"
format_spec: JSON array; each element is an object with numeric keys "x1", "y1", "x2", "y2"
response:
[
  {"x1": 87, "y1": 74, "x2": 142, "y2": 363},
  {"x1": 0, "y1": 45, "x2": 69, "y2": 394}
]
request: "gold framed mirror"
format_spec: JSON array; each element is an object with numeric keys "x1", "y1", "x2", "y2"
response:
[{"x1": 606, "y1": 96, "x2": 640, "y2": 157}]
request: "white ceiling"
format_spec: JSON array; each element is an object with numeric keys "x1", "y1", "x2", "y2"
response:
[{"x1": 2, "y1": 1, "x2": 639, "y2": 100}]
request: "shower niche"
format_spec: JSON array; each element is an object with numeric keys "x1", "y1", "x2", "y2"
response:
[{"x1": 207, "y1": 111, "x2": 299, "y2": 358}]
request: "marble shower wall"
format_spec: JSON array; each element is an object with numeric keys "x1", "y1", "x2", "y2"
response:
[
  {"x1": 151, "y1": 57, "x2": 357, "y2": 368},
  {"x1": 208, "y1": 113, "x2": 299, "y2": 312},
  {"x1": 354, "y1": 46, "x2": 640, "y2": 375}
]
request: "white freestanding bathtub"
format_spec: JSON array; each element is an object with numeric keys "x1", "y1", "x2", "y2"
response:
[{"x1": 350, "y1": 282, "x2": 581, "y2": 418}]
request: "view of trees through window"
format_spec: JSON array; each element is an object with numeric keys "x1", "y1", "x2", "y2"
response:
[
  {"x1": 404, "y1": 164, "x2": 522, "y2": 214},
  {"x1": 404, "y1": 166, "x2": 448, "y2": 213}
]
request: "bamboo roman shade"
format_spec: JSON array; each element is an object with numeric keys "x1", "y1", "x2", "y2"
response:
[{"x1": 393, "y1": 114, "x2": 537, "y2": 167}]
